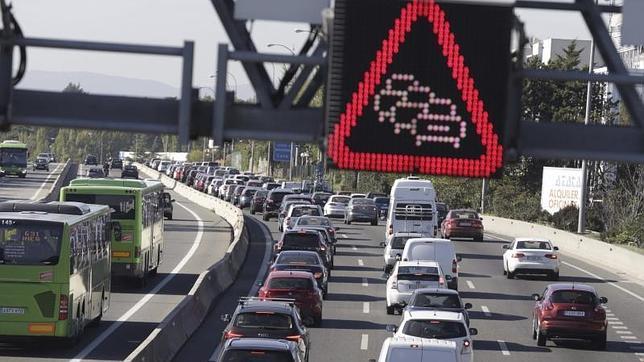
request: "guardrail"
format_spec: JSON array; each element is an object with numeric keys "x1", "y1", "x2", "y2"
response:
[
  {"x1": 126, "y1": 163, "x2": 247, "y2": 362},
  {"x1": 42, "y1": 159, "x2": 75, "y2": 202},
  {"x1": 483, "y1": 215, "x2": 644, "y2": 284}
]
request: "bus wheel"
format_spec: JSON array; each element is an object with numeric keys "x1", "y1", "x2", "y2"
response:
[{"x1": 137, "y1": 275, "x2": 147, "y2": 288}]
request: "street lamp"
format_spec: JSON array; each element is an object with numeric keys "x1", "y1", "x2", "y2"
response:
[
  {"x1": 209, "y1": 72, "x2": 238, "y2": 93},
  {"x1": 267, "y1": 43, "x2": 296, "y2": 55}
]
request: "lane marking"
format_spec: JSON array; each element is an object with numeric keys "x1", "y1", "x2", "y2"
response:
[
  {"x1": 352, "y1": 245, "x2": 358, "y2": 251},
  {"x1": 466, "y1": 280, "x2": 475, "y2": 289},
  {"x1": 607, "y1": 317, "x2": 619, "y2": 320},
  {"x1": 561, "y1": 261, "x2": 644, "y2": 302},
  {"x1": 612, "y1": 326, "x2": 628, "y2": 329},
  {"x1": 342, "y1": 234, "x2": 349, "y2": 239},
  {"x1": 358, "y1": 259, "x2": 364, "y2": 266},
  {"x1": 497, "y1": 340, "x2": 510, "y2": 356},
  {"x1": 360, "y1": 334, "x2": 369, "y2": 350},
  {"x1": 481, "y1": 305, "x2": 491, "y2": 317},
  {"x1": 606, "y1": 313, "x2": 615, "y2": 317},
  {"x1": 362, "y1": 277, "x2": 368, "y2": 287},
  {"x1": 363, "y1": 302, "x2": 370, "y2": 314},
  {"x1": 616, "y1": 330, "x2": 633, "y2": 334},
  {"x1": 609, "y1": 321, "x2": 624, "y2": 325},
  {"x1": 75, "y1": 201, "x2": 204, "y2": 362},
  {"x1": 621, "y1": 336, "x2": 638, "y2": 340},
  {"x1": 30, "y1": 162, "x2": 63, "y2": 201}
]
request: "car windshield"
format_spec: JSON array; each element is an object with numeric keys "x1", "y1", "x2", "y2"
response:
[
  {"x1": 243, "y1": 189, "x2": 258, "y2": 196},
  {"x1": 296, "y1": 217, "x2": 330, "y2": 226},
  {"x1": 331, "y1": 196, "x2": 350, "y2": 205},
  {"x1": 390, "y1": 236, "x2": 415, "y2": 249},
  {"x1": 551, "y1": 290, "x2": 597, "y2": 305},
  {"x1": 234, "y1": 312, "x2": 293, "y2": 330},
  {"x1": 276, "y1": 253, "x2": 319, "y2": 265},
  {"x1": 0, "y1": 220, "x2": 63, "y2": 265},
  {"x1": 255, "y1": 191, "x2": 268, "y2": 198},
  {"x1": 282, "y1": 233, "x2": 320, "y2": 249},
  {"x1": 411, "y1": 293, "x2": 461, "y2": 308},
  {"x1": 402, "y1": 320, "x2": 467, "y2": 339},
  {"x1": 516, "y1": 240, "x2": 552, "y2": 250},
  {"x1": 397, "y1": 266, "x2": 439, "y2": 281},
  {"x1": 313, "y1": 193, "x2": 331, "y2": 201},
  {"x1": 451, "y1": 211, "x2": 478, "y2": 219},
  {"x1": 268, "y1": 277, "x2": 313, "y2": 289},
  {"x1": 373, "y1": 197, "x2": 389, "y2": 205},
  {"x1": 352, "y1": 199, "x2": 375, "y2": 206},
  {"x1": 0, "y1": 148, "x2": 28, "y2": 166},
  {"x1": 64, "y1": 194, "x2": 136, "y2": 219},
  {"x1": 269, "y1": 192, "x2": 291, "y2": 202},
  {"x1": 291, "y1": 208, "x2": 320, "y2": 217},
  {"x1": 221, "y1": 350, "x2": 294, "y2": 362}
]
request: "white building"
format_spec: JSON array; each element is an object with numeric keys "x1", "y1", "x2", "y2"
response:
[{"x1": 526, "y1": 38, "x2": 602, "y2": 67}]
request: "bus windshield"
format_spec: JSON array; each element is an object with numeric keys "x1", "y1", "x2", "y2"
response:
[
  {"x1": 0, "y1": 220, "x2": 63, "y2": 265},
  {"x1": 64, "y1": 194, "x2": 136, "y2": 220},
  {"x1": 0, "y1": 149, "x2": 28, "y2": 166}
]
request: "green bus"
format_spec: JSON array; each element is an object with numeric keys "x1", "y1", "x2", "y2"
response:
[
  {"x1": 60, "y1": 178, "x2": 165, "y2": 285},
  {"x1": 0, "y1": 201, "x2": 111, "y2": 342},
  {"x1": 0, "y1": 140, "x2": 29, "y2": 178}
]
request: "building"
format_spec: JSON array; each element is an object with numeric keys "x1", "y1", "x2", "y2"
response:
[{"x1": 526, "y1": 38, "x2": 601, "y2": 67}]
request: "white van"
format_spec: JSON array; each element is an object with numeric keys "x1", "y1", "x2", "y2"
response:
[
  {"x1": 401, "y1": 238, "x2": 460, "y2": 290},
  {"x1": 386, "y1": 177, "x2": 438, "y2": 238},
  {"x1": 376, "y1": 336, "x2": 461, "y2": 362}
]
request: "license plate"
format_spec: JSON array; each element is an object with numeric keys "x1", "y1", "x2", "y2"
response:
[
  {"x1": 459, "y1": 222, "x2": 471, "y2": 226},
  {"x1": 563, "y1": 310, "x2": 585, "y2": 317},
  {"x1": 527, "y1": 256, "x2": 541, "y2": 261},
  {"x1": 0, "y1": 307, "x2": 25, "y2": 315}
]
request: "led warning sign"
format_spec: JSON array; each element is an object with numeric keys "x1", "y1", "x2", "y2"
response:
[{"x1": 326, "y1": 0, "x2": 513, "y2": 177}]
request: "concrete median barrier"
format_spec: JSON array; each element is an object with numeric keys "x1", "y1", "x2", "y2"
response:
[
  {"x1": 43, "y1": 159, "x2": 77, "y2": 202},
  {"x1": 483, "y1": 215, "x2": 644, "y2": 284},
  {"x1": 126, "y1": 164, "x2": 249, "y2": 362}
]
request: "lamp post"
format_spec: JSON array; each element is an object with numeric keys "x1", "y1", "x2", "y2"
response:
[
  {"x1": 209, "y1": 72, "x2": 238, "y2": 93},
  {"x1": 267, "y1": 43, "x2": 295, "y2": 55}
]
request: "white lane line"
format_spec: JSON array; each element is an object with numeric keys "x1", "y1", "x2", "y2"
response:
[
  {"x1": 621, "y1": 336, "x2": 638, "y2": 340},
  {"x1": 466, "y1": 280, "x2": 476, "y2": 289},
  {"x1": 74, "y1": 201, "x2": 204, "y2": 362},
  {"x1": 612, "y1": 326, "x2": 628, "y2": 329},
  {"x1": 352, "y1": 245, "x2": 358, "y2": 251},
  {"x1": 30, "y1": 162, "x2": 63, "y2": 201},
  {"x1": 342, "y1": 234, "x2": 349, "y2": 239},
  {"x1": 481, "y1": 305, "x2": 491, "y2": 317},
  {"x1": 606, "y1": 313, "x2": 616, "y2": 317},
  {"x1": 360, "y1": 334, "x2": 369, "y2": 350},
  {"x1": 363, "y1": 302, "x2": 370, "y2": 314},
  {"x1": 609, "y1": 321, "x2": 624, "y2": 325},
  {"x1": 497, "y1": 340, "x2": 510, "y2": 356},
  {"x1": 616, "y1": 330, "x2": 633, "y2": 334},
  {"x1": 358, "y1": 259, "x2": 364, "y2": 266},
  {"x1": 607, "y1": 317, "x2": 620, "y2": 320},
  {"x1": 362, "y1": 277, "x2": 369, "y2": 287},
  {"x1": 562, "y1": 261, "x2": 644, "y2": 302}
]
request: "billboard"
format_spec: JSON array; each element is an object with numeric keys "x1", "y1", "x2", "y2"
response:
[{"x1": 541, "y1": 167, "x2": 583, "y2": 214}]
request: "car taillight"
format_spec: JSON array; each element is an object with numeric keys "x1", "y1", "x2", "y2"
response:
[
  {"x1": 462, "y1": 339, "x2": 472, "y2": 354},
  {"x1": 512, "y1": 252, "x2": 525, "y2": 258},
  {"x1": 313, "y1": 272, "x2": 322, "y2": 279},
  {"x1": 286, "y1": 334, "x2": 301, "y2": 342},
  {"x1": 224, "y1": 331, "x2": 244, "y2": 339},
  {"x1": 58, "y1": 295, "x2": 69, "y2": 320},
  {"x1": 544, "y1": 254, "x2": 558, "y2": 259},
  {"x1": 452, "y1": 259, "x2": 458, "y2": 273},
  {"x1": 391, "y1": 277, "x2": 398, "y2": 290},
  {"x1": 319, "y1": 247, "x2": 326, "y2": 252},
  {"x1": 388, "y1": 225, "x2": 393, "y2": 235},
  {"x1": 593, "y1": 306, "x2": 606, "y2": 320},
  {"x1": 439, "y1": 276, "x2": 445, "y2": 286},
  {"x1": 543, "y1": 301, "x2": 554, "y2": 311}
]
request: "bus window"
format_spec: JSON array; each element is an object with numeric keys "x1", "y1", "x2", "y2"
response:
[
  {"x1": 65, "y1": 194, "x2": 136, "y2": 220},
  {"x1": 0, "y1": 220, "x2": 63, "y2": 265}
]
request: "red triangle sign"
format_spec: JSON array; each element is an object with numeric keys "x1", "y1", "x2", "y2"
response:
[{"x1": 327, "y1": 0, "x2": 504, "y2": 178}]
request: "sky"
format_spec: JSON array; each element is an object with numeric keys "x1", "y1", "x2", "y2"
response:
[{"x1": 11, "y1": 0, "x2": 615, "y2": 97}]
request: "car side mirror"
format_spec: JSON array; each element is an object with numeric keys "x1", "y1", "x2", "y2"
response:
[
  {"x1": 445, "y1": 275, "x2": 453, "y2": 281},
  {"x1": 532, "y1": 293, "x2": 541, "y2": 301},
  {"x1": 464, "y1": 303, "x2": 472, "y2": 310},
  {"x1": 379, "y1": 241, "x2": 386, "y2": 247},
  {"x1": 171, "y1": 199, "x2": 176, "y2": 203},
  {"x1": 469, "y1": 328, "x2": 478, "y2": 336},
  {"x1": 600, "y1": 296, "x2": 608, "y2": 304},
  {"x1": 220, "y1": 314, "x2": 231, "y2": 323},
  {"x1": 502, "y1": 245, "x2": 509, "y2": 249},
  {"x1": 257, "y1": 281, "x2": 264, "y2": 287},
  {"x1": 479, "y1": 217, "x2": 483, "y2": 220},
  {"x1": 395, "y1": 255, "x2": 401, "y2": 261},
  {"x1": 553, "y1": 246, "x2": 559, "y2": 251},
  {"x1": 456, "y1": 256, "x2": 462, "y2": 262},
  {"x1": 385, "y1": 324, "x2": 398, "y2": 333}
]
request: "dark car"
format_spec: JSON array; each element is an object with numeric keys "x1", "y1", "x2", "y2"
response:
[
  {"x1": 121, "y1": 165, "x2": 139, "y2": 179},
  {"x1": 239, "y1": 187, "x2": 260, "y2": 209},
  {"x1": 185, "y1": 169, "x2": 200, "y2": 187},
  {"x1": 250, "y1": 190, "x2": 268, "y2": 215},
  {"x1": 84, "y1": 154, "x2": 98, "y2": 165},
  {"x1": 532, "y1": 283, "x2": 608, "y2": 349},
  {"x1": 263, "y1": 189, "x2": 293, "y2": 221},
  {"x1": 367, "y1": 192, "x2": 388, "y2": 199},
  {"x1": 275, "y1": 229, "x2": 333, "y2": 269},
  {"x1": 436, "y1": 202, "x2": 449, "y2": 225},
  {"x1": 219, "y1": 298, "x2": 310, "y2": 360},
  {"x1": 33, "y1": 157, "x2": 49, "y2": 171},
  {"x1": 344, "y1": 198, "x2": 378, "y2": 225},
  {"x1": 271, "y1": 250, "x2": 329, "y2": 297},
  {"x1": 162, "y1": 192, "x2": 174, "y2": 220},
  {"x1": 441, "y1": 209, "x2": 484, "y2": 241},
  {"x1": 232, "y1": 185, "x2": 246, "y2": 206},
  {"x1": 259, "y1": 270, "x2": 324, "y2": 327},
  {"x1": 292, "y1": 224, "x2": 337, "y2": 255},
  {"x1": 218, "y1": 338, "x2": 306, "y2": 362},
  {"x1": 373, "y1": 197, "x2": 390, "y2": 220},
  {"x1": 404, "y1": 288, "x2": 472, "y2": 326},
  {"x1": 263, "y1": 182, "x2": 282, "y2": 191},
  {"x1": 111, "y1": 159, "x2": 123, "y2": 169},
  {"x1": 311, "y1": 192, "x2": 332, "y2": 207}
]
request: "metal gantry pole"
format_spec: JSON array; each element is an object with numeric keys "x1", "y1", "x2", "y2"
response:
[
  {"x1": 289, "y1": 142, "x2": 294, "y2": 180},
  {"x1": 480, "y1": 179, "x2": 488, "y2": 214},
  {"x1": 578, "y1": 14, "x2": 597, "y2": 234}
]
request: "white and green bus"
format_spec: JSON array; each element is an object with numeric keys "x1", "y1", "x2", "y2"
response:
[
  {"x1": 0, "y1": 140, "x2": 29, "y2": 178},
  {"x1": 60, "y1": 178, "x2": 165, "y2": 286},
  {"x1": 0, "y1": 201, "x2": 111, "y2": 343}
]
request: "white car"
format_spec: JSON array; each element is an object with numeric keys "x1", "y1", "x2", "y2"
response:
[
  {"x1": 377, "y1": 336, "x2": 461, "y2": 362},
  {"x1": 382, "y1": 232, "x2": 424, "y2": 273},
  {"x1": 282, "y1": 204, "x2": 323, "y2": 232},
  {"x1": 324, "y1": 195, "x2": 351, "y2": 217},
  {"x1": 386, "y1": 260, "x2": 447, "y2": 314},
  {"x1": 502, "y1": 237, "x2": 560, "y2": 280},
  {"x1": 401, "y1": 238, "x2": 460, "y2": 290},
  {"x1": 350, "y1": 193, "x2": 367, "y2": 198},
  {"x1": 389, "y1": 310, "x2": 477, "y2": 362}
]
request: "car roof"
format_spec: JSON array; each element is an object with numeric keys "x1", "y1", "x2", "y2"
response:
[
  {"x1": 276, "y1": 250, "x2": 320, "y2": 257},
  {"x1": 227, "y1": 338, "x2": 294, "y2": 351},
  {"x1": 405, "y1": 309, "x2": 464, "y2": 322},
  {"x1": 391, "y1": 232, "x2": 424, "y2": 237},
  {"x1": 406, "y1": 238, "x2": 453, "y2": 244},
  {"x1": 268, "y1": 270, "x2": 314, "y2": 279},
  {"x1": 284, "y1": 229, "x2": 319, "y2": 236},
  {"x1": 547, "y1": 283, "x2": 596, "y2": 293},
  {"x1": 412, "y1": 288, "x2": 460, "y2": 296},
  {"x1": 397, "y1": 260, "x2": 441, "y2": 268},
  {"x1": 387, "y1": 335, "x2": 457, "y2": 349},
  {"x1": 514, "y1": 237, "x2": 551, "y2": 243},
  {"x1": 236, "y1": 300, "x2": 296, "y2": 314}
]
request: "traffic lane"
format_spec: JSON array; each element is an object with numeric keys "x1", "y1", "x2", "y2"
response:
[
  {"x1": 173, "y1": 215, "x2": 272, "y2": 362},
  {"x1": 0, "y1": 162, "x2": 63, "y2": 201},
  {"x1": 0, "y1": 188, "x2": 232, "y2": 361},
  {"x1": 451, "y1": 235, "x2": 640, "y2": 362}
]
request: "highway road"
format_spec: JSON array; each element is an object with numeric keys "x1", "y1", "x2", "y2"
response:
[
  {"x1": 0, "y1": 163, "x2": 65, "y2": 202},
  {"x1": 176, "y1": 211, "x2": 644, "y2": 362},
  {"x1": 0, "y1": 169, "x2": 234, "y2": 361}
]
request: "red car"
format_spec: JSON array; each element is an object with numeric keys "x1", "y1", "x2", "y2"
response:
[
  {"x1": 441, "y1": 209, "x2": 484, "y2": 241},
  {"x1": 531, "y1": 283, "x2": 608, "y2": 349},
  {"x1": 259, "y1": 270, "x2": 323, "y2": 327}
]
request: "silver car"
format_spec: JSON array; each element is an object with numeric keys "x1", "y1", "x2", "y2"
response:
[{"x1": 345, "y1": 198, "x2": 378, "y2": 225}]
